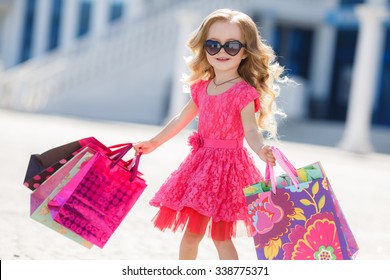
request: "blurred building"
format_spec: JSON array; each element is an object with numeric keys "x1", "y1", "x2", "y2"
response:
[{"x1": 0, "y1": 0, "x2": 389, "y2": 130}]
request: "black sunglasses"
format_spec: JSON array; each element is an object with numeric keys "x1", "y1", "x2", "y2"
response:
[{"x1": 204, "y1": 39, "x2": 246, "y2": 56}]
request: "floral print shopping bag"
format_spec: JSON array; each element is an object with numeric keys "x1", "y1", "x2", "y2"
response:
[{"x1": 243, "y1": 147, "x2": 359, "y2": 260}]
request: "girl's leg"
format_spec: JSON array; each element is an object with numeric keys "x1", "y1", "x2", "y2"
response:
[
  {"x1": 213, "y1": 239, "x2": 239, "y2": 260},
  {"x1": 179, "y1": 228, "x2": 204, "y2": 260},
  {"x1": 211, "y1": 220, "x2": 238, "y2": 259}
]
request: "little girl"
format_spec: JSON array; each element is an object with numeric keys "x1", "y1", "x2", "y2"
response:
[{"x1": 134, "y1": 8, "x2": 285, "y2": 260}]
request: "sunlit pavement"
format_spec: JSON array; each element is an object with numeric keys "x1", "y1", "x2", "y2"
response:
[{"x1": 1, "y1": 109, "x2": 389, "y2": 260}]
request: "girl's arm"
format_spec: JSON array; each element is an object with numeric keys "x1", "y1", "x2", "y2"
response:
[
  {"x1": 134, "y1": 99, "x2": 198, "y2": 154},
  {"x1": 241, "y1": 102, "x2": 276, "y2": 165}
]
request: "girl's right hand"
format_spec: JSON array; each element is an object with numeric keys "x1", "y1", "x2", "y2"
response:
[
  {"x1": 258, "y1": 145, "x2": 276, "y2": 166},
  {"x1": 133, "y1": 140, "x2": 157, "y2": 155}
]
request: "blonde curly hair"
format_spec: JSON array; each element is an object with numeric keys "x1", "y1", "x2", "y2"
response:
[{"x1": 184, "y1": 9, "x2": 286, "y2": 139}]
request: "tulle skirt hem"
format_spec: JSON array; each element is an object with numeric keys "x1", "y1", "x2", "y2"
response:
[{"x1": 151, "y1": 206, "x2": 254, "y2": 241}]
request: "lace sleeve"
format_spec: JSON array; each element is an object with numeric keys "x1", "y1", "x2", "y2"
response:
[{"x1": 238, "y1": 84, "x2": 260, "y2": 112}]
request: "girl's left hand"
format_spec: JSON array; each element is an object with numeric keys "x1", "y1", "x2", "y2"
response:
[
  {"x1": 259, "y1": 145, "x2": 276, "y2": 166},
  {"x1": 133, "y1": 140, "x2": 157, "y2": 155}
]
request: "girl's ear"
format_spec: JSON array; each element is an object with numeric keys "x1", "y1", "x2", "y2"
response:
[{"x1": 242, "y1": 49, "x2": 248, "y2": 60}]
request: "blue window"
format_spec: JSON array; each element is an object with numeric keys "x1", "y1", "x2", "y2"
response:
[
  {"x1": 110, "y1": 0, "x2": 124, "y2": 22},
  {"x1": 20, "y1": 0, "x2": 36, "y2": 63},
  {"x1": 273, "y1": 25, "x2": 314, "y2": 79},
  {"x1": 373, "y1": 29, "x2": 390, "y2": 125},
  {"x1": 48, "y1": 0, "x2": 63, "y2": 51},
  {"x1": 339, "y1": 0, "x2": 364, "y2": 5},
  {"x1": 77, "y1": 0, "x2": 92, "y2": 37},
  {"x1": 329, "y1": 30, "x2": 358, "y2": 121}
]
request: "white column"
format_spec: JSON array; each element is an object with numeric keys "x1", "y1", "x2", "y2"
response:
[
  {"x1": 2, "y1": 0, "x2": 26, "y2": 68},
  {"x1": 165, "y1": 9, "x2": 200, "y2": 124},
  {"x1": 90, "y1": 0, "x2": 110, "y2": 39},
  {"x1": 0, "y1": 12, "x2": 4, "y2": 70},
  {"x1": 309, "y1": 25, "x2": 337, "y2": 117},
  {"x1": 260, "y1": 10, "x2": 276, "y2": 45},
  {"x1": 59, "y1": 0, "x2": 79, "y2": 52},
  {"x1": 339, "y1": 3, "x2": 388, "y2": 153},
  {"x1": 32, "y1": 0, "x2": 52, "y2": 57},
  {"x1": 123, "y1": 0, "x2": 145, "y2": 21}
]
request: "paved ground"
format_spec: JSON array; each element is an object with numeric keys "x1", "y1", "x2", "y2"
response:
[{"x1": 0, "y1": 109, "x2": 389, "y2": 260}]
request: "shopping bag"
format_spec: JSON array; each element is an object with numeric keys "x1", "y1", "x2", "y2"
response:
[
  {"x1": 48, "y1": 143, "x2": 147, "y2": 248},
  {"x1": 30, "y1": 147, "x2": 96, "y2": 248},
  {"x1": 23, "y1": 137, "x2": 109, "y2": 191},
  {"x1": 243, "y1": 147, "x2": 359, "y2": 260},
  {"x1": 30, "y1": 146, "x2": 91, "y2": 215}
]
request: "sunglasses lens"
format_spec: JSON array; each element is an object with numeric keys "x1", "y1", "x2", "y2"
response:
[
  {"x1": 225, "y1": 41, "x2": 241, "y2": 56},
  {"x1": 205, "y1": 40, "x2": 244, "y2": 56},
  {"x1": 205, "y1": 40, "x2": 221, "y2": 55}
]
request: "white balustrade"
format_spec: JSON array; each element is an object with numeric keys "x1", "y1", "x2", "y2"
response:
[{"x1": 1, "y1": 0, "x2": 333, "y2": 121}]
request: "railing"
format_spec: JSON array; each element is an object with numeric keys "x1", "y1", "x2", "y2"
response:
[
  {"x1": 0, "y1": 0, "x2": 335, "y2": 114},
  {"x1": 0, "y1": 1, "x2": 182, "y2": 111}
]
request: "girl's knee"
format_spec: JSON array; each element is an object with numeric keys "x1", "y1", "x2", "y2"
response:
[
  {"x1": 212, "y1": 239, "x2": 238, "y2": 260},
  {"x1": 182, "y1": 230, "x2": 204, "y2": 245},
  {"x1": 213, "y1": 238, "x2": 233, "y2": 248}
]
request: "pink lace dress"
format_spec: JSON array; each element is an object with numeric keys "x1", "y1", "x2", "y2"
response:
[{"x1": 150, "y1": 79, "x2": 263, "y2": 240}]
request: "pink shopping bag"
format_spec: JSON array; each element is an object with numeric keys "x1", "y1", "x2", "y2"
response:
[
  {"x1": 30, "y1": 147, "x2": 96, "y2": 248},
  {"x1": 23, "y1": 137, "x2": 109, "y2": 191},
  {"x1": 48, "y1": 143, "x2": 147, "y2": 248},
  {"x1": 30, "y1": 146, "x2": 96, "y2": 215}
]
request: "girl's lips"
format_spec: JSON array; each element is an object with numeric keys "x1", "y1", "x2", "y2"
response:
[{"x1": 216, "y1": 57, "x2": 229, "y2": 61}]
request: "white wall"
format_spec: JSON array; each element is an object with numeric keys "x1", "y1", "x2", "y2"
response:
[{"x1": 40, "y1": 46, "x2": 176, "y2": 125}]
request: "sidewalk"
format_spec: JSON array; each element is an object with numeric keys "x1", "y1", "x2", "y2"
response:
[
  {"x1": 0, "y1": 109, "x2": 389, "y2": 260},
  {"x1": 277, "y1": 118, "x2": 390, "y2": 155}
]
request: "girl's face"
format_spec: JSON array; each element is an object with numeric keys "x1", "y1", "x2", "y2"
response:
[{"x1": 205, "y1": 20, "x2": 247, "y2": 76}]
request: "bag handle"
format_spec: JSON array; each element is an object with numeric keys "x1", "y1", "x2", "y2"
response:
[
  {"x1": 107, "y1": 143, "x2": 132, "y2": 155},
  {"x1": 127, "y1": 152, "x2": 142, "y2": 182},
  {"x1": 103, "y1": 143, "x2": 133, "y2": 162},
  {"x1": 265, "y1": 162, "x2": 276, "y2": 193},
  {"x1": 108, "y1": 143, "x2": 142, "y2": 182},
  {"x1": 266, "y1": 146, "x2": 300, "y2": 194},
  {"x1": 109, "y1": 143, "x2": 133, "y2": 168}
]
